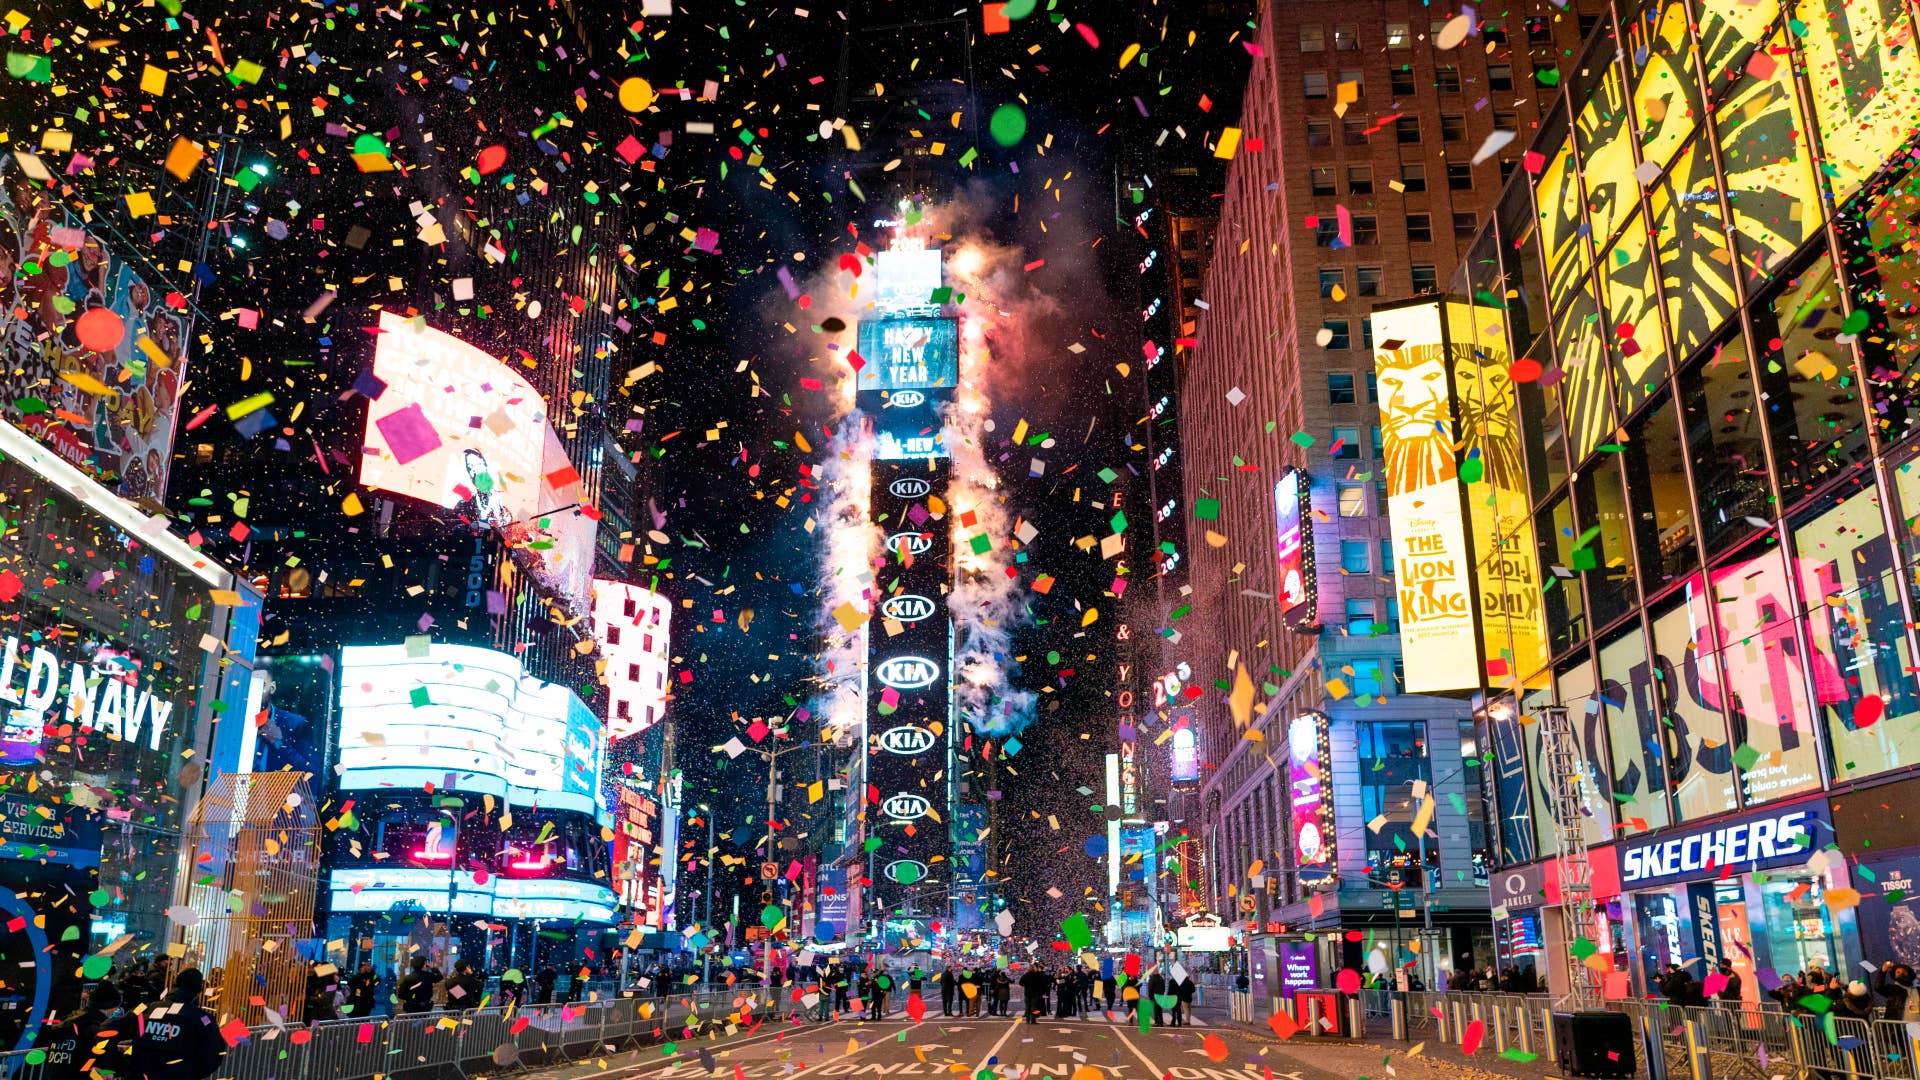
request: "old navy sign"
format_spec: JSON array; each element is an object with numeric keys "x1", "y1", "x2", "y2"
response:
[
  {"x1": 1618, "y1": 800, "x2": 1829, "y2": 889},
  {"x1": 0, "y1": 639, "x2": 175, "y2": 754}
]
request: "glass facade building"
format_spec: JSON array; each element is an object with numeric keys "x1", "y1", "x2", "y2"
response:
[{"x1": 1416, "y1": 0, "x2": 1920, "y2": 992}]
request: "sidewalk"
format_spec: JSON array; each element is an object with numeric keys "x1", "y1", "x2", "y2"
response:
[{"x1": 1201, "y1": 998, "x2": 1575, "y2": 1080}]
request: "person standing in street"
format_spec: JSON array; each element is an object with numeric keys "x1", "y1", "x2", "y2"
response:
[
  {"x1": 939, "y1": 966, "x2": 956, "y2": 1016},
  {"x1": 1147, "y1": 968, "x2": 1166, "y2": 1026},
  {"x1": 1019, "y1": 964, "x2": 1047, "y2": 1024},
  {"x1": 130, "y1": 967, "x2": 226, "y2": 1080},
  {"x1": 1173, "y1": 972, "x2": 1195, "y2": 1026},
  {"x1": 347, "y1": 961, "x2": 379, "y2": 1018}
]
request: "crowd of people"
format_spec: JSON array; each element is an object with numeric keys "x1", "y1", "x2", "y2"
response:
[
  {"x1": 1441, "y1": 965, "x2": 1540, "y2": 994},
  {"x1": 785, "y1": 958, "x2": 1197, "y2": 1025},
  {"x1": 36, "y1": 965, "x2": 227, "y2": 1080}
]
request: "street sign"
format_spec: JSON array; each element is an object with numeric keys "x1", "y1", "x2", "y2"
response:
[{"x1": 761, "y1": 861, "x2": 778, "y2": 880}]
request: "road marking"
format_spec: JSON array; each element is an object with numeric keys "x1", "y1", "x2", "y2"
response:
[
  {"x1": 969, "y1": 1018, "x2": 1024, "y2": 1076},
  {"x1": 1115, "y1": 1026, "x2": 1167, "y2": 1079},
  {"x1": 785, "y1": 1021, "x2": 932, "y2": 1079},
  {"x1": 599, "y1": 1018, "x2": 852, "y2": 1079}
]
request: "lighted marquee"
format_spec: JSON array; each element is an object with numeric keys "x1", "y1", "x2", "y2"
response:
[
  {"x1": 336, "y1": 643, "x2": 607, "y2": 820},
  {"x1": 1287, "y1": 712, "x2": 1333, "y2": 876},
  {"x1": 327, "y1": 867, "x2": 618, "y2": 923},
  {"x1": 590, "y1": 579, "x2": 671, "y2": 741},
  {"x1": 857, "y1": 317, "x2": 959, "y2": 461},
  {"x1": 1273, "y1": 469, "x2": 1315, "y2": 631}
]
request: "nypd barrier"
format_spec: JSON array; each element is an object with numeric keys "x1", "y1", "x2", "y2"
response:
[{"x1": 1346, "y1": 991, "x2": 1920, "y2": 1080}]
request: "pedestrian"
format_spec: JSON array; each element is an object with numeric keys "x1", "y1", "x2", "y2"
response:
[
  {"x1": 397, "y1": 957, "x2": 437, "y2": 1014},
  {"x1": 1714, "y1": 959, "x2": 1743, "y2": 1004},
  {"x1": 535, "y1": 964, "x2": 558, "y2": 1005},
  {"x1": 1174, "y1": 972, "x2": 1195, "y2": 1027},
  {"x1": 304, "y1": 962, "x2": 340, "y2": 1022},
  {"x1": 1019, "y1": 964, "x2": 1047, "y2": 1024},
  {"x1": 873, "y1": 970, "x2": 890, "y2": 1019},
  {"x1": 348, "y1": 961, "x2": 379, "y2": 1018},
  {"x1": 1875, "y1": 962, "x2": 1917, "y2": 1023},
  {"x1": 832, "y1": 964, "x2": 850, "y2": 1016},
  {"x1": 1103, "y1": 970, "x2": 1117, "y2": 1014},
  {"x1": 130, "y1": 967, "x2": 227, "y2": 1080},
  {"x1": 444, "y1": 960, "x2": 484, "y2": 1011},
  {"x1": 994, "y1": 968, "x2": 1012, "y2": 1017},
  {"x1": 940, "y1": 966, "x2": 956, "y2": 1016},
  {"x1": 1836, "y1": 980, "x2": 1877, "y2": 1021},
  {"x1": 1056, "y1": 969, "x2": 1076, "y2": 1019},
  {"x1": 1147, "y1": 968, "x2": 1166, "y2": 1026}
]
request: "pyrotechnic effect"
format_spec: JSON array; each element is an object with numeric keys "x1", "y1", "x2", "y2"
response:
[{"x1": 808, "y1": 419, "x2": 877, "y2": 743}]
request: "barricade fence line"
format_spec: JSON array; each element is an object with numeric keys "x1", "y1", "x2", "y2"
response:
[{"x1": 1315, "y1": 990, "x2": 1920, "y2": 1080}]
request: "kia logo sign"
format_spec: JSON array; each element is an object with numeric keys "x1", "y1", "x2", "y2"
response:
[
  {"x1": 890, "y1": 390, "x2": 927, "y2": 408},
  {"x1": 889, "y1": 477, "x2": 932, "y2": 499},
  {"x1": 876, "y1": 655, "x2": 940, "y2": 690},
  {"x1": 882, "y1": 793, "x2": 932, "y2": 820},
  {"x1": 884, "y1": 859, "x2": 930, "y2": 884},
  {"x1": 880, "y1": 594, "x2": 937, "y2": 622},
  {"x1": 878, "y1": 725, "x2": 937, "y2": 755},
  {"x1": 888, "y1": 531, "x2": 933, "y2": 556}
]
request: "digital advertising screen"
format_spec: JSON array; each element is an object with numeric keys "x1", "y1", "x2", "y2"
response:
[
  {"x1": 336, "y1": 642, "x2": 608, "y2": 820},
  {"x1": 358, "y1": 312, "x2": 597, "y2": 608},
  {"x1": 1273, "y1": 469, "x2": 1315, "y2": 630},
  {"x1": 866, "y1": 461, "x2": 952, "y2": 911},
  {"x1": 1169, "y1": 712, "x2": 1200, "y2": 784},
  {"x1": 1374, "y1": 301, "x2": 1477, "y2": 693},
  {"x1": 873, "y1": 249, "x2": 945, "y2": 311},
  {"x1": 856, "y1": 316, "x2": 960, "y2": 392},
  {"x1": 1287, "y1": 712, "x2": 1333, "y2": 877}
]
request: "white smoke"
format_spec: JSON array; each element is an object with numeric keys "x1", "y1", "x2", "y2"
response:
[{"x1": 805, "y1": 418, "x2": 877, "y2": 743}]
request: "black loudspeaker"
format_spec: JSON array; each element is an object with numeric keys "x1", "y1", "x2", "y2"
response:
[{"x1": 1552, "y1": 1010, "x2": 1636, "y2": 1078}]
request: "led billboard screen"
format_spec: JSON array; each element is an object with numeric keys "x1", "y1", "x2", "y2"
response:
[
  {"x1": 857, "y1": 316, "x2": 959, "y2": 392},
  {"x1": 1375, "y1": 301, "x2": 1477, "y2": 693},
  {"x1": 1274, "y1": 469, "x2": 1315, "y2": 629},
  {"x1": 591, "y1": 579, "x2": 672, "y2": 740},
  {"x1": 358, "y1": 312, "x2": 597, "y2": 607},
  {"x1": 1799, "y1": 0, "x2": 1920, "y2": 206},
  {"x1": 1288, "y1": 712, "x2": 1332, "y2": 875},
  {"x1": 0, "y1": 159, "x2": 192, "y2": 502},
  {"x1": 866, "y1": 460, "x2": 951, "y2": 910},
  {"x1": 874, "y1": 249, "x2": 944, "y2": 311},
  {"x1": 337, "y1": 642, "x2": 607, "y2": 820}
]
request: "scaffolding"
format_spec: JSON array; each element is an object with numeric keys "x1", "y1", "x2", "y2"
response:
[
  {"x1": 175, "y1": 771, "x2": 320, "y2": 1025},
  {"x1": 1536, "y1": 704, "x2": 1598, "y2": 1010}
]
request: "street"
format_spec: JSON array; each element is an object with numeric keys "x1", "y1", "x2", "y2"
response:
[{"x1": 523, "y1": 996, "x2": 1527, "y2": 1080}]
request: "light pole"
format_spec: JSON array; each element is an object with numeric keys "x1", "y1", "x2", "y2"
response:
[{"x1": 699, "y1": 803, "x2": 716, "y2": 987}]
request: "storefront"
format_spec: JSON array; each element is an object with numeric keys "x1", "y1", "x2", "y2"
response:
[
  {"x1": 1831, "y1": 778, "x2": 1920, "y2": 972},
  {"x1": 1487, "y1": 845, "x2": 1627, "y2": 997},
  {"x1": 1617, "y1": 798, "x2": 1853, "y2": 998},
  {"x1": 0, "y1": 421, "x2": 258, "y2": 1047}
]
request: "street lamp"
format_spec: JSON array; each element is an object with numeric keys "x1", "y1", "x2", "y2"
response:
[{"x1": 699, "y1": 802, "x2": 716, "y2": 987}]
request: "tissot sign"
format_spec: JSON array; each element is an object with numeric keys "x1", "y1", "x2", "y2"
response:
[{"x1": 1617, "y1": 800, "x2": 1828, "y2": 889}]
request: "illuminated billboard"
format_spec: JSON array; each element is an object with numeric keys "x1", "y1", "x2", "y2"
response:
[
  {"x1": 1375, "y1": 301, "x2": 1477, "y2": 693},
  {"x1": 591, "y1": 579, "x2": 671, "y2": 740},
  {"x1": 0, "y1": 159, "x2": 192, "y2": 501},
  {"x1": 1169, "y1": 711, "x2": 1199, "y2": 784},
  {"x1": 1445, "y1": 301, "x2": 1548, "y2": 688},
  {"x1": 874, "y1": 249, "x2": 945, "y2": 312},
  {"x1": 327, "y1": 867, "x2": 618, "y2": 923},
  {"x1": 336, "y1": 643, "x2": 607, "y2": 820},
  {"x1": 866, "y1": 460, "x2": 952, "y2": 909},
  {"x1": 1288, "y1": 712, "x2": 1333, "y2": 877},
  {"x1": 358, "y1": 313, "x2": 597, "y2": 607},
  {"x1": 1274, "y1": 469, "x2": 1315, "y2": 630},
  {"x1": 1799, "y1": 0, "x2": 1920, "y2": 206},
  {"x1": 857, "y1": 316, "x2": 959, "y2": 392}
]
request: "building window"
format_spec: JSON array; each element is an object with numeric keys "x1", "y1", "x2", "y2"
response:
[
  {"x1": 1356, "y1": 266, "x2": 1383, "y2": 296},
  {"x1": 1535, "y1": 63, "x2": 1559, "y2": 87},
  {"x1": 1489, "y1": 64, "x2": 1513, "y2": 90},
  {"x1": 1346, "y1": 598, "x2": 1378, "y2": 634},
  {"x1": 1410, "y1": 264, "x2": 1438, "y2": 292},
  {"x1": 1319, "y1": 267, "x2": 1346, "y2": 298},
  {"x1": 1406, "y1": 214, "x2": 1433, "y2": 243},
  {"x1": 617, "y1": 700, "x2": 631, "y2": 719},
  {"x1": 1493, "y1": 110, "x2": 1517, "y2": 132},
  {"x1": 1353, "y1": 660, "x2": 1386, "y2": 698},
  {"x1": 1343, "y1": 118, "x2": 1370, "y2": 146},
  {"x1": 1526, "y1": 15, "x2": 1551, "y2": 43},
  {"x1": 1307, "y1": 119, "x2": 1332, "y2": 147},
  {"x1": 628, "y1": 663, "x2": 641, "y2": 681},
  {"x1": 1359, "y1": 723, "x2": 1433, "y2": 876},
  {"x1": 1347, "y1": 165, "x2": 1374, "y2": 193},
  {"x1": 1337, "y1": 482, "x2": 1367, "y2": 517},
  {"x1": 1339, "y1": 70, "x2": 1365, "y2": 98},
  {"x1": 1315, "y1": 218, "x2": 1341, "y2": 247},
  {"x1": 1436, "y1": 65, "x2": 1462, "y2": 93},
  {"x1": 607, "y1": 626, "x2": 622, "y2": 645},
  {"x1": 1483, "y1": 17, "x2": 1507, "y2": 43},
  {"x1": 1390, "y1": 67, "x2": 1416, "y2": 96},
  {"x1": 1396, "y1": 116, "x2": 1421, "y2": 143},
  {"x1": 1370, "y1": 424, "x2": 1383, "y2": 457},
  {"x1": 1366, "y1": 372, "x2": 1378, "y2": 401},
  {"x1": 1500, "y1": 159, "x2": 1518, "y2": 184},
  {"x1": 1304, "y1": 71, "x2": 1330, "y2": 99},
  {"x1": 1441, "y1": 113, "x2": 1468, "y2": 141},
  {"x1": 1310, "y1": 166, "x2": 1337, "y2": 196},
  {"x1": 1334, "y1": 24, "x2": 1360, "y2": 50},
  {"x1": 1300, "y1": 24, "x2": 1325, "y2": 51},
  {"x1": 1399, "y1": 163, "x2": 1427, "y2": 192},
  {"x1": 1386, "y1": 22, "x2": 1411, "y2": 48},
  {"x1": 1453, "y1": 211, "x2": 1479, "y2": 238},
  {"x1": 1447, "y1": 162, "x2": 1474, "y2": 190},
  {"x1": 1324, "y1": 320, "x2": 1353, "y2": 350},
  {"x1": 1328, "y1": 372, "x2": 1357, "y2": 403},
  {"x1": 1360, "y1": 316, "x2": 1374, "y2": 350},
  {"x1": 1578, "y1": 13, "x2": 1601, "y2": 36},
  {"x1": 1381, "y1": 538, "x2": 1394, "y2": 574},
  {"x1": 1341, "y1": 540, "x2": 1371, "y2": 574},
  {"x1": 1352, "y1": 217, "x2": 1378, "y2": 245}
]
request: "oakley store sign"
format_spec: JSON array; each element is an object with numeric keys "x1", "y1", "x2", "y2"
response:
[{"x1": 1618, "y1": 800, "x2": 1829, "y2": 890}]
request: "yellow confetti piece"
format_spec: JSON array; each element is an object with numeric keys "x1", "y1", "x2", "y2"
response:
[
  {"x1": 140, "y1": 63, "x2": 167, "y2": 95},
  {"x1": 124, "y1": 191, "x2": 156, "y2": 217},
  {"x1": 1214, "y1": 126, "x2": 1242, "y2": 159}
]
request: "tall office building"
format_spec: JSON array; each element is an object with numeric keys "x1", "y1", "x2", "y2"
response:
[
  {"x1": 1398, "y1": 0, "x2": 1920, "y2": 1001},
  {"x1": 1178, "y1": 0, "x2": 1608, "y2": 990}
]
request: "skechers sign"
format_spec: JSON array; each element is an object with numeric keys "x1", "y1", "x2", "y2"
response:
[
  {"x1": 880, "y1": 594, "x2": 937, "y2": 623},
  {"x1": 877, "y1": 725, "x2": 937, "y2": 755},
  {"x1": 1617, "y1": 801, "x2": 1829, "y2": 888},
  {"x1": 876, "y1": 656, "x2": 939, "y2": 690}
]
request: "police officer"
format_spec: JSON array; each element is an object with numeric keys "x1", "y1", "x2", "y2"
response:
[{"x1": 130, "y1": 967, "x2": 227, "y2": 1080}]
